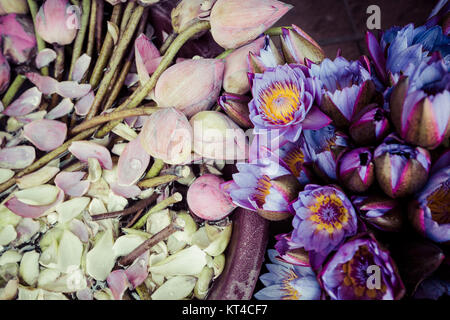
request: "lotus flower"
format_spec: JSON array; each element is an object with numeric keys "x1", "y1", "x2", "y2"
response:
[
  {"x1": 308, "y1": 56, "x2": 375, "y2": 127},
  {"x1": 366, "y1": 24, "x2": 450, "y2": 88},
  {"x1": 154, "y1": 58, "x2": 224, "y2": 117},
  {"x1": 187, "y1": 174, "x2": 237, "y2": 221},
  {"x1": 218, "y1": 93, "x2": 252, "y2": 129},
  {"x1": 408, "y1": 165, "x2": 450, "y2": 244},
  {"x1": 389, "y1": 68, "x2": 450, "y2": 149},
  {"x1": 0, "y1": 0, "x2": 29, "y2": 15},
  {"x1": 190, "y1": 111, "x2": 248, "y2": 161},
  {"x1": 291, "y1": 184, "x2": 358, "y2": 256},
  {"x1": 352, "y1": 195, "x2": 404, "y2": 232},
  {"x1": 248, "y1": 35, "x2": 284, "y2": 74},
  {"x1": 223, "y1": 36, "x2": 266, "y2": 95},
  {"x1": 319, "y1": 233, "x2": 405, "y2": 300},
  {"x1": 254, "y1": 249, "x2": 321, "y2": 300},
  {"x1": 209, "y1": 0, "x2": 292, "y2": 49},
  {"x1": 374, "y1": 135, "x2": 431, "y2": 198},
  {"x1": 280, "y1": 24, "x2": 325, "y2": 65},
  {"x1": 338, "y1": 147, "x2": 375, "y2": 193},
  {"x1": 274, "y1": 233, "x2": 310, "y2": 266},
  {"x1": 35, "y1": 0, "x2": 80, "y2": 45},
  {"x1": 349, "y1": 106, "x2": 390, "y2": 145},
  {"x1": 225, "y1": 157, "x2": 301, "y2": 221},
  {"x1": 249, "y1": 64, "x2": 331, "y2": 143},
  {"x1": 140, "y1": 107, "x2": 193, "y2": 165},
  {"x1": 0, "y1": 51, "x2": 10, "y2": 94},
  {"x1": 302, "y1": 125, "x2": 350, "y2": 182},
  {"x1": 0, "y1": 14, "x2": 37, "y2": 64}
]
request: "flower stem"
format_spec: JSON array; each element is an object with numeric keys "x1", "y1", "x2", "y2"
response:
[
  {"x1": 70, "y1": 105, "x2": 160, "y2": 133},
  {"x1": 145, "y1": 159, "x2": 165, "y2": 179},
  {"x1": 215, "y1": 49, "x2": 233, "y2": 59},
  {"x1": 27, "y1": 0, "x2": 49, "y2": 76},
  {"x1": 1, "y1": 74, "x2": 26, "y2": 107},
  {"x1": 86, "y1": 0, "x2": 97, "y2": 58},
  {"x1": 95, "y1": 20, "x2": 211, "y2": 139},
  {"x1": 86, "y1": 5, "x2": 144, "y2": 120},
  {"x1": 160, "y1": 32, "x2": 177, "y2": 55},
  {"x1": 132, "y1": 193, "x2": 183, "y2": 230},
  {"x1": 137, "y1": 174, "x2": 180, "y2": 188},
  {"x1": 120, "y1": 1, "x2": 136, "y2": 38},
  {"x1": 69, "y1": 0, "x2": 91, "y2": 81},
  {"x1": 95, "y1": 0, "x2": 104, "y2": 53}
]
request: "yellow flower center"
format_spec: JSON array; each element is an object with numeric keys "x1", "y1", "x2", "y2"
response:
[
  {"x1": 283, "y1": 147, "x2": 305, "y2": 178},
  {"x1": 281, "y1": 268, "x2": 301, "y2": 300},
  {"x1": 259, "y1": 82, "x2": 301, "y2": 125},
  {"x1": 308, "y1": 193, "x2": 349, "y2": 234},
  {"x1": 253, "y1": 175, "x2": 272, "y2": 207}
]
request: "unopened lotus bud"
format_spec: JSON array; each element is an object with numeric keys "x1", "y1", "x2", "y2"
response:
[
  {"x1": 390, "y1": 76, "x2": 450, "y2": 149},
  {"x1": 187, "y1": 174, "x2": 237, "y2": 221},
  {"x1": 374, "y1": 135, "x2": 431, "y2": 198},
  {"x1": 223, "y1": 37, "x2": 265, "y2": 94},
  {"x1": 338, "y1": 147, "x2": 374, "y2": 193},
  {"x1": 218, "y1": 93, "x2": 252, "y2": 129},
  {"x1": 35, "y1": 0, "x2": 80, "y2": 45},
  {"x1": 154, "y1": 59, "x2": 224, "y2": 117},
  {"x1": 140, "y1": 107, "x2": 193, "y2": 165},
  {"x1": 210, "y1": 0, "x2": 292, "y2": 49},
  {"x1": 349, "y1": 106, "x2": 390, "y2": 145},
  {"x1": 190, "y1": 111, "x2": 249, "y2": 161},
  {"x1": 0, "y1": 51, "x2": 10, "y2": 94},
  {"x1": 352, "y1": 195, "x2": 404, "y2": 232},
  {"x1": 0, "y1": 14, "x2": 36, "y2": 65},
  {"x1": 171, "y1": 0, "x2": 206, "y2": 34},
  {"x1": 280, "y1": 24, "x2": 325, "y2": 65},
  {"x1": 248, "y1": 35, "x2": 285, "y2": 74},
  {"x1": 0, "y1": 0, "x2": 28, "y2": 14}
]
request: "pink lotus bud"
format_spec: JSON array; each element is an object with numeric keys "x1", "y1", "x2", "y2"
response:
[
  {"x1": 280, "y1": 25, "x2": 325, "y2": 65},
  {"x1": 223, "y1": 36, "x2": 265, "y2": 94},
  {"x1": 35, "y1": 0, "x2": 80, "y2": 45},
  {"x1": 154, "y1": 58, "x2": 224, "y2": 117},
  {"x1": 210, "y1": 0, "x2": 292, "y2": 49},
  {"x1": 190, "y1": 111, "x2": 249, "y2": 161},
  {"x1": 218, "y1": 93, "x2": 252, "y2": 129},
  {"x1": 0, "y1": 14, "x2": 37, "y2": 64},
  {"x1": 338, "y1": 147, "x2": 375, "y2": 193},
  {"x1": 171, "y1": 0, "x2": 207, "y2": 34},
  {"x1": 0, "y1": 51, "x2": 10, "y2": 94},
  {"x1": 140, "y1": 107, "x2": 193, "y2": 165},
  {"x1": 187, "y1": 174, "x2": 237, "y2": 221},
  {"x1": 0, "y1": 0, "x2": 29, "y2": 15}
]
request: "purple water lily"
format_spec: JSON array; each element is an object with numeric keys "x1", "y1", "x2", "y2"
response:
[
  {"x1": 291, "y1": 184, "x2": 358, "y2": 256},
  {"x1": 254, "y1": 249, "x2": 321, "y2": 300},
  {"x1": 308, "y1": 56, "x2": 375, "y2": 127},
  {"x1": 409, "y1": 165, "x2": 450, "y2": 244},
  {"x1": 225, "y1": 156, "x2": 301, "y2": 221},
  {"x1": 249, "y1": 64, "x2": 331, "y2": 142},
  {"x1": 319, "y1": 233, "x2": 405, "y2": 300}
]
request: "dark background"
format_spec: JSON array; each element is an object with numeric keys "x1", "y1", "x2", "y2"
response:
[{"x1": 274, "y1": 0, "x2": 436, "y2": 60}]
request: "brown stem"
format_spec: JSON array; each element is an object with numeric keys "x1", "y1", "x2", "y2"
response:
[
  {"x1": 70, "y1": 105, "x2": 159, "y2": 134},
  {"x1": 119, "y1": 223, "x2": 181, "y2": 266},
  {"x1": 95, "y1": 0, "x2": 104, "y2": 53},
  {"x1": 91, "y1": 193, "x2": 158, "y2": 221},
  {"x1": 125, "y1": 208, "x2": 144, "y2": 228},
  {"x1": 119, "y1": 1, "x2": 136, "y2": 38}
]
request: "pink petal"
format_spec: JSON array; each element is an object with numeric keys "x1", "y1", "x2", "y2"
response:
[
  {"x1": 302, "y1": 106, "x2": 332, "y2": 130},
  {"x1": 0, "y1": 145, "x2": 35, "y2": 169},
  {"x1": 56, "y1": 81, "x2": 91, "y2": 99},
  {"x1": 23, "y1": 119, "x2": 67, "y2": 151},
  {"x1": 135, "y1": 33, "x2": 161, "y2": 85},
  {"x1": 26, "y1": 72, "x2": 58, "y2": 95},
  {"x1": 16, "y1": 110, "x2": 47, "y2": 124},
  {"x1": 69, "y1": 219, "x2": 90, "y2": 243},
  {"x1": 72, "y1": 54, "x2": 91, "y2": 83},
  {"x1": 35, "y1": 48, "x2": 57, "y2": 69},
  {"x1": 5, "y1": 190, "x2": 64, "y2": 218},
  {"x1": 46, "y1": 98, "x2": 74, "y2": 120},
  {"x1": 3, "y1": 87, "x2": 42, "y2": 116},
  {"x1": 107, "y1": 270, "x2": 130, "y2": 300},
  {"x1": 111, "y1": 183, "x2": 141, "y2": 198},
  {"x1": 54, "y1": 171, "x2": 90, "y2": 197},
  {"x1": 117, "y1": 136, "x2": 150, "y2": 186},
  {"x1": 74, "y1": 91, "x2": 94, "y2": 116},
  {"x1": 15, "y1": 218, "x2": 40, "y2": 242},
  {"x1": 124, "y1": 251, "x2": 149, "y2": 289},
  {"x1": 68, "y1": 141, "x2": 113, "y2": 169}
]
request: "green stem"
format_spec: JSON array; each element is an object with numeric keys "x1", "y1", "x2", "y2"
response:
[
  {"x1": 145, "y1": 159, "x2": 165, "y2": 179},
  {"x1": 1, "y1": 75, "x2": 26, "y2": 107},
  {"x1": 89, "y1": 4, "x2": 122, "y2": 88},
  {"x1": 96, "y1": 20, "x2": 211, "y2": 138},
  {"x1": 27, "y1": 0, "x2": 49, "y2": 76},
  {"x1": 86, "y1": 0, "x2": 97, "y2": 58},
  {"x1": 120, "y1": 1, "x2": 136, "y2": 38},
  {"x1": 68, "y1": 0, "x2": 91, "y2": 80},
  {"x1": 215, "y1": 49, "x2": 233, "y2": 59},
  {"x1": 160, "y1": 32, "x2": 177, "y2": 55}
]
